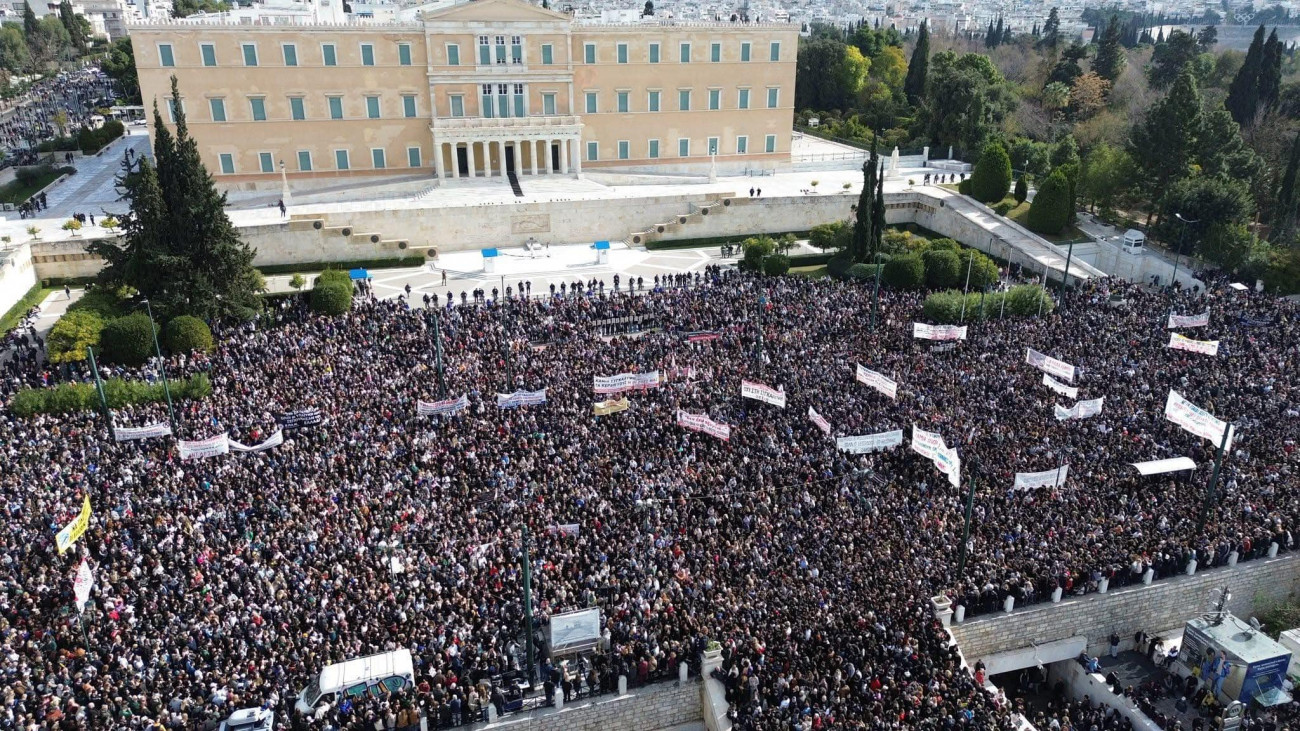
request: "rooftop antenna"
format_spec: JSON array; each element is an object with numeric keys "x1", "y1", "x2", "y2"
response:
[{"x1": 1204, "y1": 585, "x2": 1231, "y2": 626}]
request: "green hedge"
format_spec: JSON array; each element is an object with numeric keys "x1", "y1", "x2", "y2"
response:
[
  {"x1": 0, "y1": 283, "x2": 50, "y2": 334},
  {"x1": 311, "y1": 281, "x2": 354, "y2": 315},
  {"x1": 8, "y1": 373, "x2": 212, "y2": 417},
  {"x1": 788, "y1": 252, "x2": 835, "y2": 267},
  {"x1": 846, "y1": 263, "x2": 882, "y2": 281},
  {"x1": 827, "y1": 253, "x2": 854, "y2": 279},
  {"x1": 100, "y1": 313, "x2": 158, "y2": 366},
  {"x1": 35, "y1": 137, "x2": 78, "y2": 153},
  {"x1": 48, "y1": 310, "x2": 106, "y2": 364},
  {"x1": 257, "y1": 256, "x2": 425, "y2": 276},
  {"x1": 314, "y1": 269, "x2": 352, "y2": 287},
  {"x1": 77, "y1": 121, "x2": 125, "y2": 155},
  {"x1": 763, "y1": 254, "x2": 791, "y2": 276},
  {"x1": 921, "y1": 284, "x2": 1055, "y2": 323},
  {"x1": 883, "y1": 254, "x2": 926, "y2": 289},
  {"x1": 922, "y1": 249, "x2": 963, "y2": 288},
  {"x1": 164, "y1": 315, "x2": 214, "y2": 354},
  {"x1": 644, "y1": 231, "x2": 812, "y2": 250},
  {"x1": 68, "y1": 287, "x2": 132, "y2": 319}
]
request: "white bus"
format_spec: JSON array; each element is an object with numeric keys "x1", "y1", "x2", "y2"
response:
[{"x1": 295, "y1": 649, "x2": 415, "y2": 716}]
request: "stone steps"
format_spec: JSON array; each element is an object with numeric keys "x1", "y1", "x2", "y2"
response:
[{"x1": 623, "y1": 195, "x2": 736, "y2": 247}]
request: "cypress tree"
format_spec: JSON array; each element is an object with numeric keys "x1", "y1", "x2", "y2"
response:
[
  {"x1": 1093, "y1": 14, "x2": 1127, "y2": 82},
  {"x1": 1260, "y1": 29, "x2": 1283, "y2": 113},
  {"x1": 1226, "y1": 25, "x2": 1265, "y2": 126},
  {"x1": 904, "y1": 21, "x2": 929, "y2": 106},
  {"x1": 1272, "y1": 132, "x2": 1300, "y2": 242},
  {"x1": 59, "y1": 0, "x2": 86, "y2": 53},
  {"x1": 871, "y1": 160, "x2": 885, "y2": 257},
  {"x1": 1039, "y1": 8, "x2": 1060, "y2": 50},
  {"x1": 994, "y1": 17, "x2": 1004, "y2": 47},
  {"x1": 985, "y1": 20, "x2": 995, "y2": 48},
  {"x1": 853, "y1": 158, "x2": 874, "y2": 262}
]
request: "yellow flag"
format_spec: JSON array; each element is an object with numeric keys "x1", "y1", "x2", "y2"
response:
[{"x1": 56, "y1": 495, "x2": 91, "y2": 555}]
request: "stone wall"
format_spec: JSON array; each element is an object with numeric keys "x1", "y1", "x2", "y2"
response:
[
  {"x1": 0, "y1": 242, "x2": 37, "y2": 317},
  {"x1": 482, "y1": 680, "x2": 703, "y2": 731},
  {"x1": 949, "y1": 553, "x2": 1300, "y2": 663}
]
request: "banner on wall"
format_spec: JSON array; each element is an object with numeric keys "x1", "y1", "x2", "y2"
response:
[
  {"x1": 1165, "y1": 390, "x2": 1233, "y2": 450},
  {"x1": 178, "y1": 434, "x2": 230, "y2": 461},
  {"x1": 593, "y1": 371, "x2": 661, "y2": 394},
  {"x1": 676, "y1": 410, "x2": 731, "y2": 441},
  {"x1": 113, "y1": 423, "x2": 172, "y2": 442},
  {"x1": 229, "y1": 430, "x2": 284, "y2": 453},
  {"x1": 1168, "y1": 333, "x2": 1220, "y2": 356},
  {"x1": 808, "y1": 407, "x2": 832, "y2": 436},
  {"x1": 1013, "y1": 464, "x2": 1069, "y2": 490},
  {"x1": 593, "y1": 398, "x2": 630, "y2": 416},
  {"x1": 913, "y1": 323, "x2": 968, "y2": 341},
  {"x1": 497, "y1": 389, "x2": 548, "y2": 409},
  {"x1": 55, "y1": 494, "x2": 92, "y2": 555},
  {"x1": 740, "y1": 380, "x2": 787, "y2": 408},
  {"x1": 418, "y1": 395, "x2": 470, "y2": 417},
  {"x1": 1054, "y1": 397, "x2": 1104, "y2": 421},
  {"x1": 1042, "y1": 374, "x2": 1078, "y2": 399},
  {"x1": 1168, "y1": 311, "x2": 1210, "y2": 329},
  {"x1": 836, "y1": 429, "x2": 904, "y2": 454},
  {"x1": 1026, "y1": 348, "x2": 1076, "y2": 382},
  {"x1": 855, "y1": 364, "x2": 898, "y2": 399}
]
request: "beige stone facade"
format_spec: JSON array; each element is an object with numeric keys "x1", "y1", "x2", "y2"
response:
[{"x1": 128, "y1": 0, "x2": 797, "y2": 188}]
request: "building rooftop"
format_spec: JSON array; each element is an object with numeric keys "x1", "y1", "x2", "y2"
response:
[{"x1": 1187, "y1": 615, "x2": 1292, "y2": 666}]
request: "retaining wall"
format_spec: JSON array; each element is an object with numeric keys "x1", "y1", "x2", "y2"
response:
[
  {"x1": 481, "y1": 679, "x2": 703, "y2": 731},
  {"x1": 949, "y1": 553, "x2": 1300, "y2": 663},
  {"x1": 0, "y1": 242, "x2": 37, "y2": 316}
]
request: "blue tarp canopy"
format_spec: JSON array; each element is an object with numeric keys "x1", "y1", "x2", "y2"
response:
[
  {"x1": 348, "y1": 268, "x2": 370, "y2": 280},
  {"x1": 592, "y1": 241, "x2": 611, "y2": 250},
  {"x1": 481, "y1": 248, "x2": 499, "y2": 257}
]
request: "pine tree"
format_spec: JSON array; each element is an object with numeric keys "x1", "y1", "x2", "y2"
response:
[
  {"x1": 22, "y1": 1, "x2": 37, "y2": 38},
  {"x1": 904, "y1": 21, "x2": 929, "y2": 106},
  {"x1": 1260, "y1": 29, "x2": 1283, "y2": 113},
  {"x1": 89, "y1": 156, "x2": 181, "y2": 296},
  {"x1": 1130, "y1": 67, "x2": 1203, "y2": 224},
  {"x1": 1272, "y1": 132, "x2": 1300, "y2": 242},
  {"x1": 1093, "y1": 14, "x2": 1127, "y2": 82},
  {"x1": 1039, "y1": 8, "x2": 1060, "y2": 50},
  {"x1": 1226, "y1": 25, "x2": 1265, "y2": 126},
  {"x1": 58, "y1": 0, "x2": 85, "y2": 53}
]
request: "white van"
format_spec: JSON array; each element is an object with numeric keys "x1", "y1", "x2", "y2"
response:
[{"x1": 295, "y1": 649, "x2": 415, "y2": 715}]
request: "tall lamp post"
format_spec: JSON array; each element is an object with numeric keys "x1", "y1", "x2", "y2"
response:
[
  {"x1": 279, "y1": 159, "x2": 292, "y2": 206},
  {"x1": 1169, "y1": 212, "x2": 1198, "y2": 291},
  {"x1": 136, "y1": 299, "x2": 176, "y2": 428},
  {"x1": 1057, "y1": 240, "x2": 1076, "y2": 309},
  {"x1": 955, "y1": 456, "x2": 979, "y2": 581}
]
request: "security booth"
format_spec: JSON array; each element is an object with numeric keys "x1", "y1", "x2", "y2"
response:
[
  {"x1": 1180, "y1": 613, "x2": 1293, "y2": 707},
  {"x1": 348, "y1": 268, "x2": 370, "y2": 281},
  {"x1": 1121, "y1": 229, "x2": 1145, "y2": 254},
  {"x1": 592, "y1": 240, "x2": 610, "y2": 264},
  {"x1": 482, "y1": 248, "x2": 499, "y2": 273}
]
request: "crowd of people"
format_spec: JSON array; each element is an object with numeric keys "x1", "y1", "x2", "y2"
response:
[
  {"x1": 0, "y1": 265, "x2": 1296, "y2": 731},
  {"x1": 0, "y1": 67, "x2": 116, "y2": 164}
]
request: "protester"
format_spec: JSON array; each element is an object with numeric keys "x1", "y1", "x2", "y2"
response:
[{"x1": 0, "y1": 266, "x2": 1294, "y2": 730}]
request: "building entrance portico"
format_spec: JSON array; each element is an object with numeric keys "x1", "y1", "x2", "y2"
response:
[{"x1": 432, "y1": 116, "x2": 583, "y2": 181}]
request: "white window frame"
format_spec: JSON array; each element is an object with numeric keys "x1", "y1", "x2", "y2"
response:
[
  {"x1": 738, "y1": 88, "x2": 750, "y2": 109},
  {"x1": 648, "y1": 42, "x2": 660, "y2": 63},
  {"x1": 289, "y1": 96, "x2": 306, "y2": 120},
  {"x1": 678, "y1": 89, "x2": 690, "y2": 111},
  {"x1": 402, "y1": 94, "x2": 417, "y2": 118},
  {"x1": 586, "y1": 140, "x2": 598, "y2": 162},
  {"x1": 584, "y1": 43, "x2": 596, "y2": 64},
  {"x1": 449, "y1": 94, "x2": 465, "y2": 117},
  {"x1": 335, "y1": 149, "x2": 351, "y2": 170},
  {"x1": 446, "y1": 43, "x2": 460, "y2": 66},
  {"x1": 648, "y1": 139, "x2": 659, "y2": 158},
  {"x1": 707, "y1": 136, "x2": 719, "y2": 156},
  {"x1": 708, "y1": 88, "x2": 720, "y2": 111},
  {"x1": 407, "y1": 145, "x2": 422, "y2": 168},
  {"x1": 365, "y1": 95, "x2": 381, "y2": 119},
  {"x1": 510, "y1": 35, "x2": 522, "y2": 64},
  {"x1": 398, "y1": 42, "x2": 412, "y2": 66},
  {"x1": 679, "y1": 42, "x2": 690, "y2": 63},
  {"x1": 770, "y1": 41, "x2": 781, "y2": 61},
  {"x1": 371, "y1": 147, "x2": 386, "y2": 169},
  {"x1": 218, "y1": 152, "x2": 235, "y2": 174},
  {"x1": 585, "y1": 91, "x2": 597, "y2": 114},
  {"x1": 297, "y1": 150, "x2": 313, "y2": 171},
  {"x1": 327, "y1": 95, "x2": 344, "y2": 120},
  {"x1": 258, "y1": 151, "x2": 275, "y2": 174},
  {"x1": 736, "y1": 135, "x2": 748, "y2": 154},
  {"x1": 541, "y1": 43, "x2": 553, "y2": 65},
  {"x1": 617, "y1": 140, "x2": 629, "y2": 160},
  {"x1": 678, "y1": 137, "x2": 689, "y2": 157},
  {"x1": 542, "y1": 92, "x2": 556, "y2": 115},
  {"x1": 616, "y1": 42, "x2": 628, "y2": 64},
  {"x1": 740, "y1": 41, "x2": 751, "y2": 62},
  {"x1": 158, "y1": 43, "x2": 175, "y2": 67},
  {"x1": 647, "y1": 89, "x2": 660, "y2": 112},
  {"x1": 710, "y1": 41, "x2": 721, "y2": 63},
  {"x1": 616, "y1": 90, "x2": 629, "y2": 113},
  {"x1": 360, "y1": 42, "x2": 375, "y2": 66},
  {"x1": 321, "y1": 43, "x2": 337, "y2": 66},
  {"x1": 281, "y1": 42, "x2": 298, "y2": 67},
  {"x1": 241, "y1": 42, "x2": 258, "y2": 67},
  {"x1": 248, "y1": 96, "x2": 267, "y2": 121},
  {"x1": 765, "y1": 134, "x2": 776, "y2": 153},
  {"x1": 199, "y1": 42, "x2": 216, "y2": 67},
  {"x1": 767, "y1": 87, "x2": 779, "y2": 109},
  {"x1": 208, "y1": 97, "x2": 226, "y2": 122}
]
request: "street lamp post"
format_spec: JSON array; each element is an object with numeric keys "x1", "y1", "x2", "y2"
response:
[
  {"x1": 279, "y1": 159, "x2": 292, "y2": 206},
  {"x1": 136, "y1": 299, "x2": 176, "y2": 428},
  {"x1": 956, "y1": 457, "x2": 978, "y2": 581},
  {"x1": 1196, "y1": 423, "x2": 1233, "y2": 536},
  {"x1": 521, "y1": 527, "x2": 537, "y2": 689},
  {"x1": 870, "y1": 249, "x2": 882, "y2": 330},
  {"x1": 1057, "y1": 240, "x2": 1075, "y2": 310},
  {"x1": 1169, "y1": 212, "x2": 1198, "y2": 292}
]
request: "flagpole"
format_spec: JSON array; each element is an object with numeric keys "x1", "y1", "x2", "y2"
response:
[
  {"x1": 433, "y1": 310, "x2": 447, "y2": 398},
  {"x1": 870, "y1": 249, "x2": 882, "y2": 331},
  {"x1": 960, "y1": 250, "x2": 974, "y2": 322},
  {"x1": 86, "y1": 346, "x2": 114, "y2": 442},
  {"x1": 521, "y1": 527, "x2": 537, "y2": 689},
  {"x1": 1196, "y1": 423, "x2": 1233, "y2": 535},
  {"x1": 956, "y1": 457, "x2": 978, "y2": 581}
]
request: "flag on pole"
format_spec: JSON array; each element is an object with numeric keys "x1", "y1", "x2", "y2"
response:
[
  {"x1": 1164, "y1": 390, "x2": 1233, "y2": 450},
  {"x1": 73, "y1": 559, "x2": 94, "y2": 613},
  {"x1": 55, "y1": 495, "x2": 92, "y2": 555},
  {"x1": 808, "y1": 406, "x2": 832, "y2": 435}
]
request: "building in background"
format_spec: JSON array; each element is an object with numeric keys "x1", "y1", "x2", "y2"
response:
[{"x1": 129, "y1": 0, "x2": 797, "y2": 190}]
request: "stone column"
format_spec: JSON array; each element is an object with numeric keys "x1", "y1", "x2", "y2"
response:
[
  {"x1": 530, "y1": 139, "x2": 539, "y2": 176},
  {"x1": 468, "y1": 141, "x2": 479, "y2": 178},
  {"x1": 433, "y1": 141, "x2": 446, "y2": 179},
  {"x1": 572, "y1": 136, "x2": 582, "y2": 176},
  {"x1": 559, "y1": 139, "x2": 569, "y2": 174},
  {"x1": 496, "y1": 140, "x2": 507, "y2": 177}
]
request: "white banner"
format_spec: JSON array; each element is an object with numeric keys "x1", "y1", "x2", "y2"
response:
[
  {"x1": 418, "y1": 394, "x2": 470, "y2": 417},
  {"x1": 808, "y1": 406, "x2": 832, "y2": 436},
  {"x1": 740, "y1": 380, "x2": 787, "y2": 408},
  {"x1": 911, "y1": 425, "x2": 947, "y2": 461},
  {"x1": 178, "y1": 434, "x2": 230, "y2": 461},
  {"x1": 1131, "y1": 457, "x2": 1197, "y2": 475},
  {"x1": 1026, "y1": 348, "x2": 1076, "y2": 382},
  {"x1": 1042, "y1": 374, "x2": 1078, "y2": 399},
  {"x1": 113, "y1": 422, "x2": 172, "y2": 442},
  {"x1": 1013, "y1": 464, "x2": 1069, "y2": 490},
  {"x1": 913, "y1": 323, "x2": 968, "y2": 341},
  {"x1": 1165, "y1": 390, "x2": 1233, "y2": 449},
  {"x1": 73, "y1": 559, "x2": 94, "y2": 613},
  {"x1": 229, "y1": 430, "x2": 284, "y2": 453},
  {"x1": 836, "y1": 429, "x2": 904, "y2": 454},
  {"x1": 1167, "y1": 311, "x2": 1210, "y2": 329},
  {"x1": 855, "y1": 364, "x2": 898, "y2": 399},
  {"x1": 1168, "y1": 333, "x2": 1220, "y2": 356},
  {"x1": 497, "y1": 389, "x2": 548, "y2": 408},
  {"x1": 676, "y1": 410, "x2": 732, "y2": 441},
  {"x1": 593, "y1": 371, "x2": 661, "y2": 395},
  {"x1": 934, "y1": 445, "x2": 961, "y2": 487},
  {"x1": 550, "y1": 523, "x2": 580, "y2": 536},
  {"x1": 1054, "y1": 397, "x2": 1105, "y2": 421}
]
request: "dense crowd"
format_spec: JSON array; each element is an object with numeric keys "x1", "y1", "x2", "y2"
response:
[
  {"x1": 1, "y1": 67, "x2": 115, "y2": 161},
  {"x1": 0, "y1": 267, "x2": 1296, "y2": 731}
]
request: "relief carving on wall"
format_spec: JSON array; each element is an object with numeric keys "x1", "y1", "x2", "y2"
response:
[{"x1": 511, "y1": 214, "x2": 551, "y2": 234}]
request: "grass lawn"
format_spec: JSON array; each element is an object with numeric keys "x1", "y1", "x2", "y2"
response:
[
  {"x1": 0, "y1": 169, "x2": 63, "y2": 205},
  {"x1": 1004, "y1": 200, "x2": 1088, "y2": 243},
  {"x1": 790, "y1": 265, "x2": 829, "y2": 278},
  {"x1": 0, "y1": 285, "x2": 52, "y2": 333}
]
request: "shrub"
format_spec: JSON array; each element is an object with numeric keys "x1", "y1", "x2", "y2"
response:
[
  {"x1": 77, "y1": 120, "x2": 125, "y2": 154},
  {"x1": 846, "y1": 263, "x2": 881, "y2": 281},
  {"x1": 1004, "y1": 284, "x2": 1055, "y2": 316},
  {"x1": 315, "y1": 269, "x2": 352, "y2": 287},
  {"x1": 827, "y1": 253, "x2": 854, "y2": 279},
  {"x1": 809, "y1": 221, "x2": 851, "y2": 252},
  {"x1": 957, "y1": 178, "x2": 973, "y2": 195},
  {"x1": 68, "y1": 286, "x2": 131, "y2": 319},
  {"x1": 35, "y1": 137, "x2": 77, "y2": 153},
  {"x1": 921, "y1": 290, "x2": 966, "y2": 323},
  {"x1": 62, "y1": 218, "x2": 82, "y2": 232},
  {"x1": 741, "y1": 236, "x2": 777, "y2": 271},
  {"x1": 762, "y1": 254, "x2": 790, "y2": 276},
  {"x1": 100, "y1": 313, "x2": 158, "y2": 366},
  {"x1": 8, "y1": 373, "x2": 212, "y2": 417},
  {"x1": 311, "y1": 281, "x2": 354, "y2": 315},
  {"x1": 922, "y1": 249, "x2": 963, "y2": 289},
  {"x1": 289, "y1": 273, "x2": 306, "y2": 290},
  {"x1": 1027, "y1": 171, "x2": 1072, "y2": 235},
  {"x1": 882, "y1": 254, "x2": 925, "y2": 289},
  {"x1": 1014, "y1": 175, "x2": 1028, "y2": 204},
  {"x1": 967, "y1": 251, "x2": 1001, "y2": 290},
  {"x1": 47, "y1": 310, "x2": 105, "y2": 364},
  {"x1": 100, "y1": 216, "x2": 120, "y2": 230},
  {"x1": 970, "y1": 142, "x2": 1013, "y2": 203},
  {"x1": 787, "y1": 252, "x2": 834, "y2": 267},
  {"x1": 993, "y1": 199, "x2": 1016, "y2": 216},
  {"x1": 164, "y1": 315, "x2": 214, "y2": 354},
  {"x1": 927, "y1": 238, "x2": 961, "y2": 252},
  {"x1": 921, "y1": 284, "x2": 1053, "y2": 323},
  {"x1": 15, "y1": 164, "x2": 57, "y2": 185}
]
